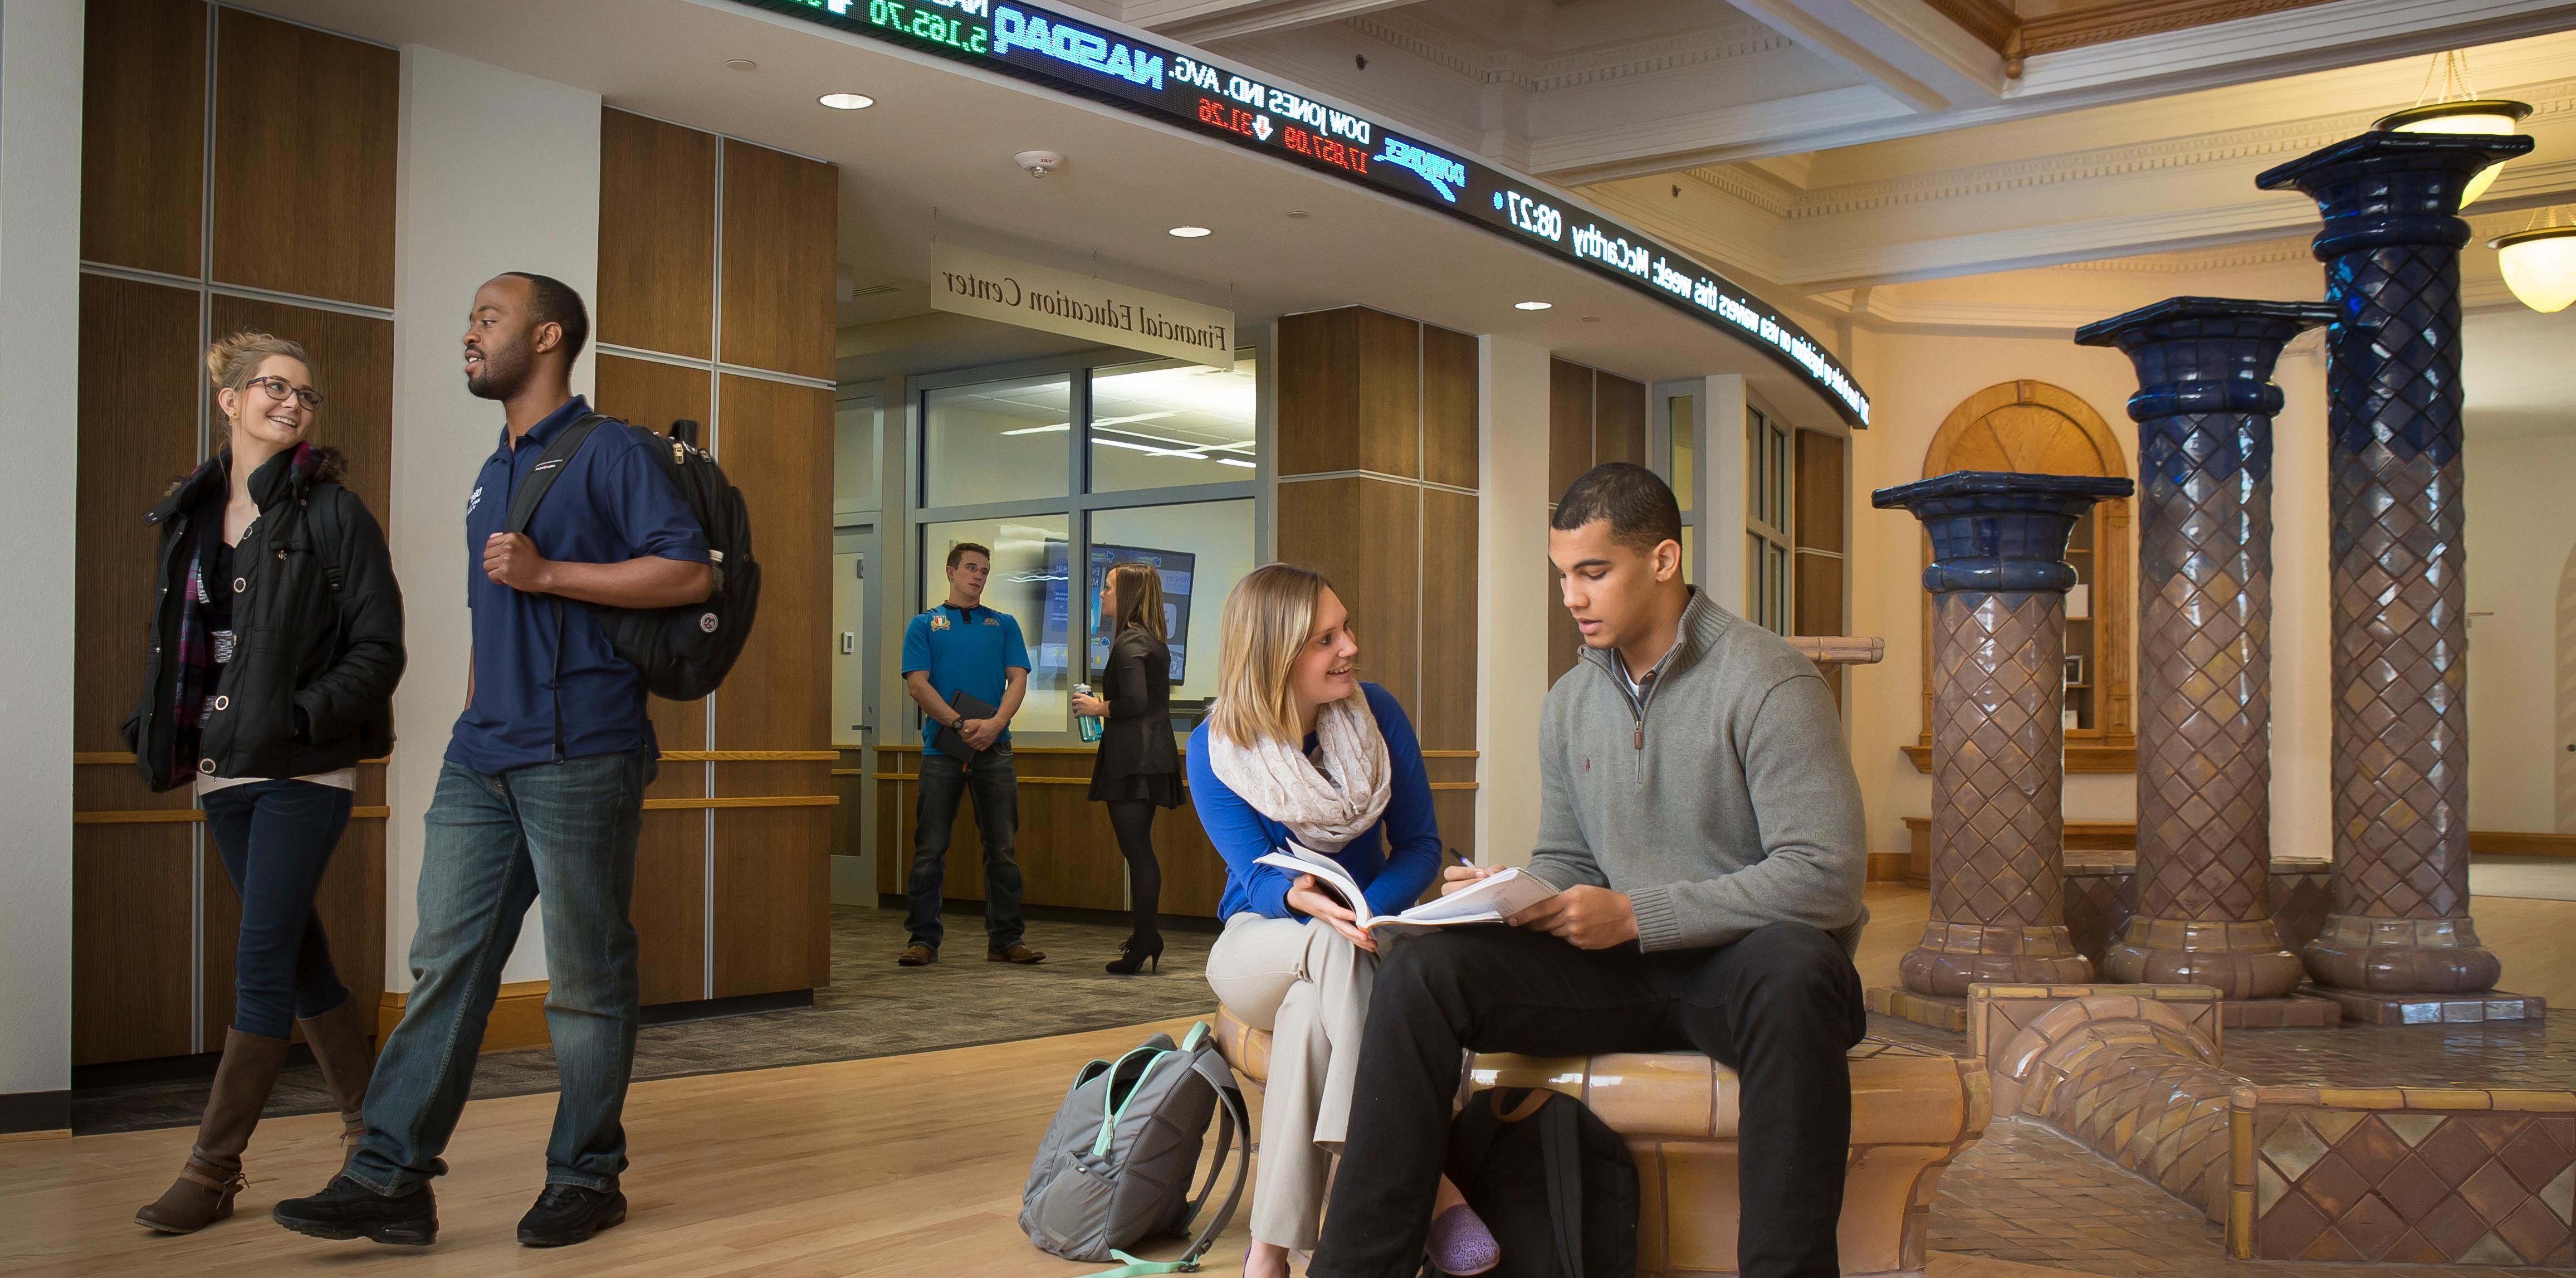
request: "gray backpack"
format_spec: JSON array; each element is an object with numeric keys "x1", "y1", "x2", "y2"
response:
[{"x1": 1021, "y1": 1022, "x2": 1250, "y2": 1276}]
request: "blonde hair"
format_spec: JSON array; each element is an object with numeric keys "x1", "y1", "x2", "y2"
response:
[
  {"x1": 206, "y1": 331, "x2": 312, "y2": 420},
  {"x1": 1208, "y1": 563, "x2": 1356, "y2": 748},
  {"x1": 1106, "y1": 562, "x2": 1166, "y2": 642}
]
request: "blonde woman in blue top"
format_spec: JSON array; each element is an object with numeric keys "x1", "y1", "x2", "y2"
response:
[{"x1": 1192, "y1": 563, "x2": 1497, "y2": 1278}]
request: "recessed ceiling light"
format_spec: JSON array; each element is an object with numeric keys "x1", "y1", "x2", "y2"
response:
[
  {"x1": 1169, "y1": 226, "x2": 1213, "y2": 238},
  {"x1": 725, "y1": 58, "x2": 757, "y2": 72},
  {"x1": 1514, "y1": 301, "x2": 1552, "y2": 310},
  {"x1": 819, "y1": 92, "x2": 875, "y2": 110}
]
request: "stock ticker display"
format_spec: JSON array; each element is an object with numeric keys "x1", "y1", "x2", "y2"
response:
[{"x1": 738, "y1": 0, "x2": 1871, "y2": 425}]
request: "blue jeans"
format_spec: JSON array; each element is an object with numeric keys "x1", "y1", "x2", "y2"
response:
[
  {"x1": 349, "y1": 752, "x2": 649, "y2": 1194},
  {"x1": 201, "y1": 779, "x2": 355, "y2": 1039},
  {"x1": 905, "y1": 744, "x2": 1024, "y2": 950}
]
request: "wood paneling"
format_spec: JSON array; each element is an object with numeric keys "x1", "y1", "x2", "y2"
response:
[
  {"x1": 1277, "y1": 476, "x2": 1420, "y2": 718},
  {"x1": 1548, "y1": 557, "x2": 1579, "y2": 686},
  {"x1": 711, "y1": 374, "x2": 832, "y2": 760},
  {"x1": 1795, "y1": 428, "x2": 1845, "y2": 556},
  {"x1": 209, "y1": 297, "x2": 394, "y2": 518},
  {"x1": 1432, "y1": 791, "x2": 1477, "y2": 867},
  {"x1": 1420, "y1": 324, "x2": 1479, "y2": 491},
  {"x1": 208, "y1": 9, "x2": 396, "y2": 308},
  {"x1": 1594, "y1": 373, "x2": 1645, "y2": 467},
  {"x1": 1418, "y1": 489, "x2": 1478, "y2": 752},
  {"x1": 1275, "y1": 307, "x2": 1420, "y2": 479},
  {"x1": 72, "y1": 826, "x2": 195, "y2": 1066},
  {"x1": 717, "y1": 140, "x2": 838, "y2": 380},
  {"x1": 1548, "y1": 360, "x2": 1593, "y2": 500},
  {"x1": 713, "y1": 808, "x2": 831, "y2": 996},
  {"x1": 598, "y1": 110, "x2": 716, "y2": 360},
  {"x1": 80, "y1": 0, "x2": 205, "y2": 276},
  {"x1": 76, "y1": 276, "x2": 202, "y2": 771},
  {"x1": 634, "y1": 809, "x2": 708, "y2": 1007},
  {"x1": 594, "y1": 354, "x2": 714, "y2": 445}
]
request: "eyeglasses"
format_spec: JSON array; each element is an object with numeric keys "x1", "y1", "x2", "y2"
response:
[{"x1": 246, "y1": 375, "x2": 325, "y2": 409}]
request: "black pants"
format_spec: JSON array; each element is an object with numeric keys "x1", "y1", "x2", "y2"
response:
[
  {"x1": 201, "y1": 779, "x2": 355, "y2": 1039},
  {"x1": 1104, "y1": 799, "x2": 1161, "y2": 942},
  {"x1": 1310, "y1": 921, "x2": 1867, "y2": 1278}
]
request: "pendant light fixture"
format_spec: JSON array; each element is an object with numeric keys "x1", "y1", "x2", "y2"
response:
[
  {"x1": 2375, "y1": 51, "x2": 2531, "y2": 208},
  {"x1": 2490, "y1": 208, "x2": 2576, "y2": 314}
]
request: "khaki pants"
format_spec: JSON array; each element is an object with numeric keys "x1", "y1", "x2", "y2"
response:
[{"x1": 1205, "y1": 912, "x2": 1376, "y2": 1250}]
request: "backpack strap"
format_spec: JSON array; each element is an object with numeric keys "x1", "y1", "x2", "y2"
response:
[
  {"x1": 1537, "y1": 1094, "x2": 1586, "y2": 1278},
  {"x1": 498, "y1": 413, "x2": 609, "y2": 763}
]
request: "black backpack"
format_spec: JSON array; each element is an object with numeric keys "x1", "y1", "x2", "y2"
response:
[
  {"x1": 504, "y1": 413, "x2": 760, "y2": 704},
  {"x1": 1434, "y1": 1087, "x2": 1640, "y2": 1278}
]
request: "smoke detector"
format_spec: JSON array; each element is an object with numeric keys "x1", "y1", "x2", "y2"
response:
[{"x1": 1013, "y1": 150, "x2": 1064, "y2": 178}]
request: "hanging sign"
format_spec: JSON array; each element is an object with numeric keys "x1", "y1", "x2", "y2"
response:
[
  {"x1": 931, "y1": 242, "x2": 1236, "y2": 370},
  {"x1": 732, "y1": 0, "x2": 1871, "y2": 425}
]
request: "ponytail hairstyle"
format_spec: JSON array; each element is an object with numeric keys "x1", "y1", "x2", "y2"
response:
[
  {"x1": 1207, "y1": 563, "x2": 1353, "y2": 749},
  {"x1": 1106, "y1": 561, "x2": 1166, "y2": 642}
]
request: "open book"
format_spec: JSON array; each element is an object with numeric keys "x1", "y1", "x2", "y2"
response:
[{"x1": 1254, "y1": 842, "x2": 1559, "y2": 935}]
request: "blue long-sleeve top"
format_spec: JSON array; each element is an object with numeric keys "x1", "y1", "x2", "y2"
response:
[{"x1": 1188, "y1": 682, "x2": 1443, "y2": 923}]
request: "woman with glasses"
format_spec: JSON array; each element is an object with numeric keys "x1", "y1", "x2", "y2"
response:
[{"x1": 129, "y1": 334, "x2": 405, "y2": 1235}]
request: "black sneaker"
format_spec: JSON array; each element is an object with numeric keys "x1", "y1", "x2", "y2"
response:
[
  {"x1": 271, "y1": 1173, "x2": 438, "y2": 1246},
  {"x1": 517, "y1": 1183, "x2": 627, "y2": 1247}
]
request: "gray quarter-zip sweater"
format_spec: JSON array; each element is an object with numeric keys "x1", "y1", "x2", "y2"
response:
[{"x1": 1525, "y1": 589, "x2": 1870, "y2": 955}]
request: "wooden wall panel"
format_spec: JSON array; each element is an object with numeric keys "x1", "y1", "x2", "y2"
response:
[
  {"x1": 713, "y1": 808, "x2": 831, "y2": 996},
  {"x1": 598, "y1": 110, "x2": 716, "y2": 360},
  {"x1": 76, "y1": 276, "x2": 202, "y2": 776},
  {"x1": 1275, "y1": 308, "x2": 1419, "y2": 479},
  {"x1": 72, "y1": 827, "x2": 195, "y2": 1066},
  {"x1": 209, "y1": 297, "x2": 394, "y2": 518},
  {"x1": 635, "y1": 809, "x2": 708, "y2": 1006},
  {"x1": 1548, "y1": 558, "x2": 1579, "y2": 686},
  {"x1": 711, "y1": 375, "x2": 832, "y2": 760},
  {"x1": 718, "y1": 140, "x2": 838, "y2": 380},
  {"x1": 1418, "y1": 490, "x2": 1478, "y2": 752},
  {"x1": 1548, "y1": 361, "x2": 1593, "y2": 500},
  {"x1": 1432, "y1": 791, "x2": 1477, "y2": 867},
  {"x1": 1795, "y1": 429, "x2": 1845, "y2": 555},
  {"x1": 81, "y1": 0, "x2": 204, "y2": 276},
  {"x1": 1420, "y1": 324, "x2": 1479, "y2": 491},
  {"x1": 1595, "y1": 374, "x2": 1646, "y2": 467},
  {"x1": 208, "y1": 9, "x2": 396, "y2": 308},
  {"x1": 1277, "y1": 476, "x2": 1420, "y2": 718}
]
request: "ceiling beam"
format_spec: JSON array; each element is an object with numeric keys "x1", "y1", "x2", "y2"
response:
[{"x1": 1721, "y1": 0, "x2": 2008, "y2": 113}]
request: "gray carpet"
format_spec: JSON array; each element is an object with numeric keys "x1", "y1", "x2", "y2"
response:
[{"x1": 75, "y1": 906, "x2": 1218, "y2": 1135}]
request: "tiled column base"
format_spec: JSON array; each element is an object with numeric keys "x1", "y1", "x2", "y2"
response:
[
  {"x1": 1898, "y1": 920, "x2": 2093, "y2": 999},
  {"x1": 2300, "y1": 985, "x2": 2546, "y2": 1026},
  {"x1": 1867, "y1": 985, "x2": 1968, "y2": 1032},
  {"x1": 2220, "y1": 996, "x2": 2343, "y2": 1030},
  {"x1": 2103, "y1": 916, "x2": 2305, "y2": 1002},
  {"x1": 2305, "y1": 913, "x2": 2506, "y2": 996}
]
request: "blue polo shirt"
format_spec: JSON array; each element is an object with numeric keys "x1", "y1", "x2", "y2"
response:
[
  {"x1": 448, "y1": 396, "x2": 710, "y2": 774},
  {"x1": 902, "y1": 602, "x2": 1031, "y2": 742}
]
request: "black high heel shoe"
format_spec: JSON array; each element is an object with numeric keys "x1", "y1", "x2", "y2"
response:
[{"x1": 1106, "y1": 935, "x2": 1165, "y2": 975}]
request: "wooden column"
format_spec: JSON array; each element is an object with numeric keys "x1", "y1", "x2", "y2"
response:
[
  {"x1": 1274, "y1": 307, "x2": 1482, "y2": 862},
  {"x1": 594, "y1": 110, "x2": 838, "y2": 1005}
]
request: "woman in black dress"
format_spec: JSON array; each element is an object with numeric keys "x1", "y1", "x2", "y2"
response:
[{"x1": 1070, "y1": 562, "x2": 1184, "y2": 973}]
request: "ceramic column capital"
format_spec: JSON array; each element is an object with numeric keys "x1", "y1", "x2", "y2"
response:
[
  {"x1": 1872, "y1": 471, "x2": 2131, "y2": 596},
  {"x1": 2256, "y1": 130, "x2": 2534, "y2": 258}
]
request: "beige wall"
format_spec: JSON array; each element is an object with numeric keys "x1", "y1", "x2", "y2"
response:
[{"x1": 2465, "y1": 430, "x2": 2576, "y2": 835}]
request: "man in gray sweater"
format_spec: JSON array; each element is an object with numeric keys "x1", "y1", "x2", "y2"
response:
[{"x1": 1311, "y1": 462, "x2": 1870, "y2": 1278}]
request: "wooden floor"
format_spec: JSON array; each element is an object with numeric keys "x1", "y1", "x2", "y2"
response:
[{"x1": 8, "y1": 885, "x2": 2567, "y2": 1277}]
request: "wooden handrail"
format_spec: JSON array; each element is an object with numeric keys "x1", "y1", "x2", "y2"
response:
[{"x1": 1788, "y1": 636, "x2": 1885, "y2": 666}]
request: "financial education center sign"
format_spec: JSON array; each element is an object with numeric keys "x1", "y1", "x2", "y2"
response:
[{"x1": 735, "y1": 0, "x2": 1874, "y2": 427}]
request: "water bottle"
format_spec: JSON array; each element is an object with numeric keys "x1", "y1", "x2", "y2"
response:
[{"x1": 1074, "y1": 684, "x2": 1104, "y2": 744}]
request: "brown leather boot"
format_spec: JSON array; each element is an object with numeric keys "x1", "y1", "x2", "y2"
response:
[
  {"x1": 297, "y1": 999, "x2": 375, "y2": 1170},
  {"x1": 134, "y1": 1029, "x2": 289, "y2": 1234}
]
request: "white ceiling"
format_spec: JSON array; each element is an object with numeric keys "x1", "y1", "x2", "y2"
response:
[{"x1": 247, "y1": 0, "x2": 1871, "y2": 422}]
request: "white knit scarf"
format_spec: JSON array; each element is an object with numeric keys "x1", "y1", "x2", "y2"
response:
[{"x1": 1208, "y1": 694, "x2": 1392, "y2": 853}]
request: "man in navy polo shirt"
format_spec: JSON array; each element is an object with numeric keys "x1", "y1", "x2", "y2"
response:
[
  {"x1": 898, "y1": 542, "x2": 1045, "y2": 967},
  {"x1": 276, "y1": 274, "x2": 710, "y2": 1251}
]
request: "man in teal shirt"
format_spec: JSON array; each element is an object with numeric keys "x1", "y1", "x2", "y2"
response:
[{"x1": 897, "y1": 542, "x2": 1044, "y2": 966}]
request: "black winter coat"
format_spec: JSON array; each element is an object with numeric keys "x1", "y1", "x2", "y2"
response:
[{"x1": 125, "y1": 446, "x2": 406, "y2": 791}]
